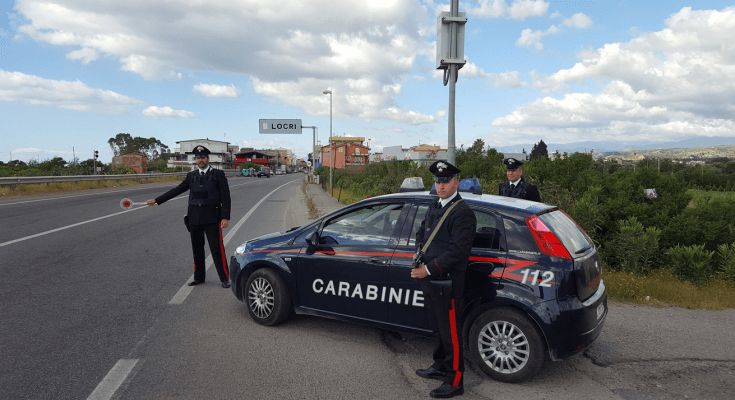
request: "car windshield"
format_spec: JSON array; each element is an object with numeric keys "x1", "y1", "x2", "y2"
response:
[{"x1": 538, "y1": 210, "x2": 593, "y2": 255}]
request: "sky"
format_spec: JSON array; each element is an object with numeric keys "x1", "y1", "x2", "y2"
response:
[{"x1": 1, "y1": 0, "x2": 735, "y2": 163}]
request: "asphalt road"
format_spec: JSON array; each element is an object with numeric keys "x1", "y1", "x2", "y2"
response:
[{"x1": 1, "y1": 175, "x2": 733, "y2": 400}]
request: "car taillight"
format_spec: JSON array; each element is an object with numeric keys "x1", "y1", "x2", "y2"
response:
[{"x1": 526, "y1": 215, "x2": 572, "y2": 260}]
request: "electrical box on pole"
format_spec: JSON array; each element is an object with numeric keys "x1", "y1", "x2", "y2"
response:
[{"x1": 436, "y1": 11, "x2": 467, "y2": 70}]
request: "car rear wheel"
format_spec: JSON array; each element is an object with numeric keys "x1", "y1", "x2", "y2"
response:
[
  {"x1": 468, "y1": 308, "x2": 548, "y2": 383},
  {"x1": 245, "y1": 268, "x2": 292, "y2": 326}
]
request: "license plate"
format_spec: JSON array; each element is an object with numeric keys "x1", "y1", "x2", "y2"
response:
[{"x1": 596, "y1": 303, "x2": 604, "y2": 320}]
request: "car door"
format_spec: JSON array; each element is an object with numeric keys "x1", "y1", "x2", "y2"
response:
[
  {"x1": 388, "y1": 201, "x2": 508, "y2": 329},
  {"x1": 388, "y1": 201, "x2": 432, "y2": 328},
  {"x1": 295, "y1": 201, "x2": 408, "y2": 322},
  {"x1": 465, "y1": 205, "x2": 507, "y2": 300}
]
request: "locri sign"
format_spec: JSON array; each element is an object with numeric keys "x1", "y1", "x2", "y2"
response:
[{"x1": 259, "y1": 119, "x2": 302, "y2": 134}]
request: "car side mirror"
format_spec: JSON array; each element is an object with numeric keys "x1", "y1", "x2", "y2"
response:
[{"x1": 306, "y1": 231, "x2": 319, "y2": 247}]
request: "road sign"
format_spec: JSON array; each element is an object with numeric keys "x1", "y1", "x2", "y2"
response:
[
  {"x1": 259, "y1": 119, "x2": 302, "y2": 134},
  {"x1": 307, "y1": 161, "x2": 312, "y2": 166}
]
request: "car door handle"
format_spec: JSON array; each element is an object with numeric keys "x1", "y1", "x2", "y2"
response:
[{"x1": 367, "y1": 257, "x2": 387, "y2": 264}]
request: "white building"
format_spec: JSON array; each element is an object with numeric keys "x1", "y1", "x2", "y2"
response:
[{"x1": 167, "y1": 139, "x2": 233, "y2": 170}]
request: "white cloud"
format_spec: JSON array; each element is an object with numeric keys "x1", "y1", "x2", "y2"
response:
[
  {"x1": 508, "y1": 0, "x2": 548, "y2": 20},
  {"x1": 516, "y1": 13, "x2": 592, "y2": 50},
  {"x1": 13, "y1": 0, "x2": 436, "y2": 125},
  {"x1": 467, "y1": 0, "x2": 548, "y2": 20},
  {"x1": 0, "y1": 69, "x2": 144, "y2": 113},
  {"x1": 251, "y1": 76, "x2": 436, "y2": 125},
  {"x1": 192, "y1": 83, "x2": 242, "y2": 98},
  {"x1": 451, "y1": 62, "x2": 528, "y2": 87},
  {"x1": 66, "y1": 47, "x2": 98, "y2": 64},
  {"x1": 142, "y1": 106, "x2": 195, "y2": 118},
  {"x1": 492, "y1": 7, "x2": 735, "y2": 146},
  {"x1": 562, "y1": 13, "x2": 593, "y2": 29}
]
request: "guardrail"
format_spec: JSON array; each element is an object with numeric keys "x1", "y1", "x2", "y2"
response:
[{"x1": 0, "y1": 170, "x2": 244, "y2": 186}]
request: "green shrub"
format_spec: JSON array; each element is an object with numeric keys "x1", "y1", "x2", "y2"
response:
[
  {"x1": 660, "y1": 196, "x2": 735, "y2": 252},
  {"x1": 667, "y1": 244, "x2": 715, "y2": 284},
  {"x1": 716, "y1": 243, "x2": 735, "y2": 280},
  {"x1": 611, "y1": 217, "x2": 661, "y2": 274},
  {"x1": 567, "y1": 185, "x2": 603, "y2": 246}
]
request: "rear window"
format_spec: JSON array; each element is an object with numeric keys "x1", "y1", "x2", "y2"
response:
[{"x1": 538, "y1": 210, "x2": 593, "y2": 255}]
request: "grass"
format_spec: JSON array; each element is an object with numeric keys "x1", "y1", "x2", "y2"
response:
[
  {"x1": 0, "y1": 177, "x2": 183, "y2": 198},
  {"x1": 302, "y1": 179, "x2": 319, "y2": 219},
  {"x1": 326, "y1": 185, "x2": 367, "y2": 205},
  {"x1": 603, "y1": 269, "x2": 735, "y2": 310},
  {"x1": 687, "y1": 188, "x2": 735, "y2": 206}
]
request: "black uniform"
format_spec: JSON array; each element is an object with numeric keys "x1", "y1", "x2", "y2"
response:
[
  {"x1": 416, "y1": 194, "x2": 477, "y2": 388},
  {"x1": 498, "y1": 177, "x2": 541, "y2": 202},
  {"x1": 155, "y1": 167, "x2": 232, "y2": 283}
]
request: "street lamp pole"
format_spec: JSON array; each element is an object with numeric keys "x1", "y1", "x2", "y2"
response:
[{"x1": 323, "y1": 90, "x2": 333, "y2": 193}]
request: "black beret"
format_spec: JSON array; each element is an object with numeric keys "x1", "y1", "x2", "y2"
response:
[
  {"x1": 504, "y1": 157, "x2": 523, "y2": 171},
  {"x1": 429, "y1": 161, "x2": 461, "y2": 182},
  {"x1": 193, "y1": 146, "x2": 211, "y2": 158}
]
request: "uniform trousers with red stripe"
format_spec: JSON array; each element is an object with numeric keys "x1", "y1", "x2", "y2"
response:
[
  {"x1": 190, "y1": 222, "x2": 229, "y2": 283},
  {"x1": 423, "y1": 272, "x2": 465, "y2": 387}
]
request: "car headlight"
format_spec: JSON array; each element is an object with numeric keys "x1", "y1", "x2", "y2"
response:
[{"x1": 235, "y1": 243, "x2": 248, "y2": 256}]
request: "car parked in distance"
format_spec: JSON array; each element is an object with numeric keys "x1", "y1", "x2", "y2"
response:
[
  {"x1": 257, "y1": 167, "x2": 270, "y2": 178},
  {"x1": 229, "y1": 177, "x2": 607, "y2": 383}
]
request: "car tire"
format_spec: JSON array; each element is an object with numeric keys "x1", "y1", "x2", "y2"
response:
[
  {"x1": 468, "y1": 308, "x2": 548, "y2": 383},
  {"x1": 245, "y1": 268, "x2": 292, "y2": 326}
]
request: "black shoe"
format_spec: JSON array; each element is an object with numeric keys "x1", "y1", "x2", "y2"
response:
[
  {"x1": 416, "y1": 367, "x2": 447, "y2": 380},
  {"x1": 221, "y1": 281, "x2": 231, "y2": 288},
  {"x1": 430, "y1": 383, "x2": 464, "y2": 398},
  {"x1": 188, "y1": 280, "x2": 203, "y2": 286}
]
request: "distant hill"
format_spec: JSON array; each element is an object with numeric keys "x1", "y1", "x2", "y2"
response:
[{"x1": 495, "y1": 136, "x2": 735, "y2": 156}]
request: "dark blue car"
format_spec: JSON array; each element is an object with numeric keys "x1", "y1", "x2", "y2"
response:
[{"x1": 229, "y1": 178, "x2": 607, "y2": 382}]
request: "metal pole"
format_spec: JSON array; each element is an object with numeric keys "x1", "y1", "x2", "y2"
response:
[
  {"x1": 448, "y1": 64, "x2": 456, "y2": 165},
  {"x1": 330, "y1": 94, "x2": 333, "y2": 193},
  {"x1": 323, "y1": 90, "x2": 333, "y2": 193},
  {"x1": 447, "y1": 0, "x2": 459, "y2": 165}
]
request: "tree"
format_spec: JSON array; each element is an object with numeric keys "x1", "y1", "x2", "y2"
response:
[
  {"x1": 530, "y1": 140, "x2": 548, "y2": 160},
  {"x1": 108, "y1": 133, "x2": 170, "y2": 159}
]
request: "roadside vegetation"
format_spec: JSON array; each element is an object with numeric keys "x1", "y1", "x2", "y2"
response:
[
  {"x1": 315, "y1": 139, "x2": 735, "y2": 310},
  {"x1": 0, "y1": 177, "x2": 183, "y2": 198}
]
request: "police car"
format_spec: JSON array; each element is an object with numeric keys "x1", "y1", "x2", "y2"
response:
[{"x1": 229, "y1": 177, "x2": 607, "y2": 383}]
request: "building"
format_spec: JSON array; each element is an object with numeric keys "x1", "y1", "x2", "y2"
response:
[
  {"x1": 379, "y1": 144, "x2": 447, "y2": 164},
  {"x1": 275, "y1": 148, "x2": 295, "y2": 166},
  {"x1": 503, "y1": 152, "x2": 528, "y2": 162},
  {"x1": 233, "y1": 150, "x2": 277, "y2": 168},
  {"x1": 321, "y1": 136, "x2": 369, "y2": 169},
  {"x1": 112, "y1": 152, "x2": 147, "y2": 173},
  {"x1": 167, "y1": 139, "x2": 232, "y2": 170}
]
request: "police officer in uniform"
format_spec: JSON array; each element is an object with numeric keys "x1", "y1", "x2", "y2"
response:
[
  {"x1": 498, "y1": 157, "x2": 540, "y2": 202},
  {"x1": 146, "y1": 145, "x2": 232, "y2": 288},
  {"x1": 411, "y1": 161, "x2": 476, "y2": 398}
]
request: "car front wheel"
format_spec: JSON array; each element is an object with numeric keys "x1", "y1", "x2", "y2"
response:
[
  {"x1": 245, "y1": 268, "x2": 292, "y2": 326},
  {"x1": 468, "y1": 308, "x2": 548, "y2": 383}
]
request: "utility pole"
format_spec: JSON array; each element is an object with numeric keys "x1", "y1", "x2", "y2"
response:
[{"x1": 437, "y1": 0, "x2": 466, "y2": 165}]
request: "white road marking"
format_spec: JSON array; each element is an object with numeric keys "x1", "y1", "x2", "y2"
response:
[
  {"x1": 86, "y1": 359, "x2": 138, "y2": 400},
  {"x1": 168, "y1": 178, "x2": 303, "y2": 305},
  {"x1": 0, "y1": 195, "x2": 188, "y2": 248},
  {"x1": 0, "y1": 177, "x2": 256, "y2": 207}
]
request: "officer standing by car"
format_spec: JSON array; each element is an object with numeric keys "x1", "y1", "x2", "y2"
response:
[
  {"x1": 498, "y1": 157, "x2": 541, "y2": 202},
  {"x1": 146, "y1": 145, "x2": 232, "y2": 288},
  {"x1": 410, "y1": 161, "x2": 476, "y2": 398}
]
